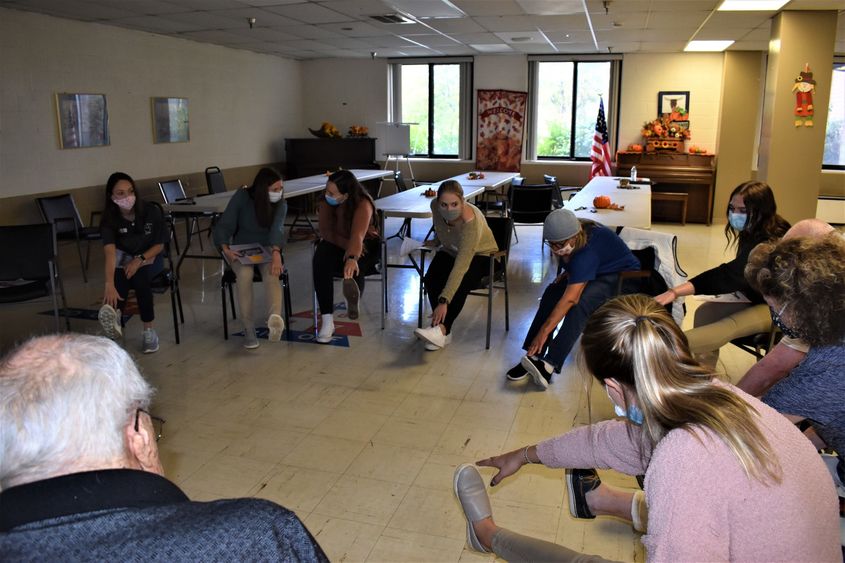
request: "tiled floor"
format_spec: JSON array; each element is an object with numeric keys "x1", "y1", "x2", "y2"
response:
[{"x1": 1, "y1": 217, "x2": 759, "y2": 562}]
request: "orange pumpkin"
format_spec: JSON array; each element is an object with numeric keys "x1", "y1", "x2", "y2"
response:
[{"x1": 593, "y1": 195, "x2": 611, "y2": 209}]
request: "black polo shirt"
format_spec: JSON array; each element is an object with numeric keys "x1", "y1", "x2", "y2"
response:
[{"x1": 101, "y1": 203, "x2": 167, "y2": 256}]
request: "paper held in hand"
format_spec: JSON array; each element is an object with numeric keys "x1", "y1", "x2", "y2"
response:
[{"x1": 227, "y1": 243, "x2": 272, "y2": 266}]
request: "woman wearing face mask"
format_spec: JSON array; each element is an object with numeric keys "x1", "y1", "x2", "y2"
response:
[
  {"x1": 453, "y1": 294, "x2": 839, "y2": 562},
  {"x1": 99, "y1": 172, "x2": 168, "y2": 354},
  {"x1": 655, "y1": 181, "x2": 790, "y2": 366},
  {"x1": 413, "y1": 180, "x2": 498, "y2": 351},
  {"x1": 506, "y1": 208, "x2": 640, "y2": 389},
  {"x1": 213, "y1": 167, "x2": 287, "y2": 349},
  {"x1": 312, "y1": 170, "x2": 379, "y2": 343}
]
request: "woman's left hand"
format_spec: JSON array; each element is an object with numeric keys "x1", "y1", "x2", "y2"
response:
[
  {"x1": 124, "y1": 258, "x2": 143, "y2": 280},
  {"x1": 343, "y1": 258, "x2": 359, "y2": 279},
  {"x1": 431, "y1": 303, "x2": 448, "y2": 327},
  {"x1": 270, "y1": 253, "x2": 284, "y2": 277}
]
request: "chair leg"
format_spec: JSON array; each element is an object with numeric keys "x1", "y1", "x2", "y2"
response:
[
  {"x1": 486, "y1": 257, "x2": 493, "y2": 349},
  {"x1": 84, "y1": 240, "x2": 92, "y2": 278},
  {"x1": 222, "y1": 282, "x2": 229, "y2": 340},
  {"x1": 504, "y1": 267, "x2": 510, "y2": 332},
  {"x1": 228, "y1": 283, "x2": 237, "y2": 319},
  {"x1": 170, "y1": 282, "x2": 180, "y2": 344},
  {"x1": 176, "y1": 283, "x2": 185, "y2": 323},
  {"x1": 283, "y1": 273, "x2": 293, "y2": 341},
  {"x1": 75, "y1": 237, "x2": 87, "y2": 283},
  {"x1": 48, "y1": 261, "x2": 61, "y2": 332},
  {"x1": 417, "y1": 251, "x2": 426, "y2": 329}
]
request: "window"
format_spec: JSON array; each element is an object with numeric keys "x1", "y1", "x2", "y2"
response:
[
  {"x1": 389, "y1": 59, "x2": 472, "y2": 158},
  {"x1": 527, "y1": 58, "x2": 620, "y2": 160},
  {"x1": 823, "y1": 61, "x2": 845, "y2": 169}
]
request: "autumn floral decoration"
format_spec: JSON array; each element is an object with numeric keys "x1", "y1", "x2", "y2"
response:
[{"x1": 641, "y1": 114, "x2": 691, "y2": 141}]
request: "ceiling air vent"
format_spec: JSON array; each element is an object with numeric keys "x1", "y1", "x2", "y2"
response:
[{"x1": 369, "y1": 13, "x2": 415, "y2": 24}]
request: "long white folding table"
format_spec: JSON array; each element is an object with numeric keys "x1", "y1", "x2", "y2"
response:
[
  {"x1": 164, "y1": 169, "x2": 392, "y2": 275},
  {"x1": 563, "y1": 176, "x2": 652, "y2": 229},
  {"x1": 427, "y1": 170, "x2": 519, "y2": 193},
  {"x1": 373, "y1": 183, "x2": 490, "y2": 329}
]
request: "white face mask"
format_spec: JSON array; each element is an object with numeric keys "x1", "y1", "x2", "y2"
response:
[
  {"x1": 268, "y1": 191, "x2": 283, "y2": 203},
  {"x1": 552, "y1": 243, "x2": 574, "y2": 257},
  {"x1": 112, "y1": 194, "x2": 136, "y2": 211}
]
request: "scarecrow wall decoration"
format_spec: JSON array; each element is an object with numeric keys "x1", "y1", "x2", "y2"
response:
[{"x1": 792, "y1": 63, "x2": 815, "y2": 127}]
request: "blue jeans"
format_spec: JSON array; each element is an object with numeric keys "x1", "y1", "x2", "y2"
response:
[{"x1": 521, "y1": 273, "x2": 625, "y2": 372}]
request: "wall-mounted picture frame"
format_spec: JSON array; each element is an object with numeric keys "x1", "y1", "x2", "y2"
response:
[
  {"x1": 151, "y1": 97, "x2": 189, "y2": 143},
  {"x1": 657, "y1": 91, "x2": 690, "y2": 117},
  {"x1": 55, "y1": 93, "x2": 110, "y2": 149}
]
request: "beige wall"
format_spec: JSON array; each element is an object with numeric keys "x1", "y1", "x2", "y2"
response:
[{"x1": 0, "y1": 8, "x2": 303, "y2": 210}]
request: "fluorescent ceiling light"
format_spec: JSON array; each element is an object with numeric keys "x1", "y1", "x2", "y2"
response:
[
  {"x1": 717, "y1": 0, "x2": 789, "y2": 11},
  {"x1": 685, "y1": 40, "x2": 735, "y2": 51}
]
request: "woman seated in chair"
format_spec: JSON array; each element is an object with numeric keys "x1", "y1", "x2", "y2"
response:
[
  {"x1": 413, "y1": 180, "x2": 498, "y2": 351},
  {"x1": 506, "y1": 208, "x2": 640, "y2": 390},
  {"x1": 99, "y1": 172, "x2": 168, "y2": 354},
  {"x1": 454, "y1": 294, "x2": 839, "y2": 562},
  {"x1": 213, "y1": 167, "x2": 287, "y2": 349},
  {"x1": 655, "y1": 181, "x2": 789, "y2": 367},
  {"x1": 313, "y1": 170, "x2": 379, "y2": 343}
]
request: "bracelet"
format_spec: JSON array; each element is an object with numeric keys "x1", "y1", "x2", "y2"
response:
[
  {"x1": 272, "y1": 248, "x2": 281, "y2": 254},
  {"x1": 522, "y1": 446, "x2": 534, "y2": 464}
]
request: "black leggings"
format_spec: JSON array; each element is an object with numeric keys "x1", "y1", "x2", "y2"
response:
[
  {"x1": 313, "y1": 239, "x2": 379, "y2": 314},
  {"x1": 423, "y1": 252, "x2": 489, "y2": 333},
  {"x1": 113, "y1": 256, "x2": 163, "y2": 323}
]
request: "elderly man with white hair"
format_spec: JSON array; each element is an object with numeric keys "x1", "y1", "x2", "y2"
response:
[{"x1": 0, "y1": 334, "x2": 328, "y2": 561}]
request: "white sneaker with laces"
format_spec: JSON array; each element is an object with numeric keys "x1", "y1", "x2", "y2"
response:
[
  {"x1": 98, "y1": 304, "x2": 122, "y2": 340},
  {"x1": 424, "y1": 333, "x2": 452, "y2": 351},
  {"x1": 316, "y1": 314, "x2": 335, "y2": 344},
  {"x1": 141, "y1": 328, "x2": 159, "y2": 354},
  {"x1": 414, "y1": 325, "x2": 447, "y2": 349},
  {"x1": 267, "y1": 314, "x2": 284, "y2": 342}
]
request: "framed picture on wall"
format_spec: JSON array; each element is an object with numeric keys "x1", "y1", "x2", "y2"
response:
[
  {"x1": 657, "y1": 91, "x2": 690, "y2": 116},
  {"x1": 55, "y1": 93, "x2": 110, "y2": 149},
  {"x1": 151, "y1": 97, "x2": 189, "y2": 143}
]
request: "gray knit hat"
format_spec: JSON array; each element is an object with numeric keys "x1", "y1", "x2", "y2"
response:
[{"x1": 543, "y1": 208, "x2": 581, "y2": 242}]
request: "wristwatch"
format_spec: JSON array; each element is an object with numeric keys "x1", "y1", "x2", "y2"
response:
[
  {"x1": 346, "y1": 255, "x2": 357, "y2": 261},
  {"x1": 135, "y1": 254, "x2": 146, "y2": 262},
  {"x1": 438, "y1": 297, "x2": 448, "y2": 305}
]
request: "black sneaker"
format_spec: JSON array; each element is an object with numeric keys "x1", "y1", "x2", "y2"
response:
[
  {"x1": 506, "y1": 363, "x2": 528, "y2": 382},
  {"x1": 566, "y1": 468, "x2": 601, "y2": 519},
  {"x1": 520, "y1": 355, "x2": 553, "y2": 390}
]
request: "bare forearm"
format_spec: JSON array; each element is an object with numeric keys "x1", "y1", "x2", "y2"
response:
[
  {"x1": 736, "y1": 342, "x2": 805, "y2": 397},
  {"x1": 104, "y1": 245, "x2": 117, "y2": 286}
]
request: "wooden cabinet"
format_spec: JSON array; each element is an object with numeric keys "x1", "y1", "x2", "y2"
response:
[
  {"x1": 284, "y1": 138, "x2": 377, "y2": 178},
  {"x1": 616, "y1": 152, "x2": 716, "y2": 224}
]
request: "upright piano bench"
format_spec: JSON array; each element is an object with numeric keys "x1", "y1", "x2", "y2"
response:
[{"x1": 652, "y1": 192, "x2": 688, "y2": 225}]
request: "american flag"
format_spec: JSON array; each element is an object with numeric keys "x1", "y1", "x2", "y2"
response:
[{"x1": 589, "y1": 99, "x2": 613, "y2": 179}]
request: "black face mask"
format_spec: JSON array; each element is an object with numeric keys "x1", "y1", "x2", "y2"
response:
[{"x1": 769, "y1": 305, "x2": 800, "y2": 339}]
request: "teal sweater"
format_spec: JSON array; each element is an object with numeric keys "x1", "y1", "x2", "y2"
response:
[{"x1": 213, "y1": 189, "x2": 287, "y2": 248}]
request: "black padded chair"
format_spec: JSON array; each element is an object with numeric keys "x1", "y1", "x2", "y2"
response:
[
  {"x1": 145, "y1": 203, "x2": 184, "y2": 344},
  {"x1": 386, "y1": 170, "x2": 415, "y2": 241},
  {"x1": 205, "y1": 166, "x2": 227, "y2": 194},
  {"x1": 544, "y1": 174, "x2": 581, "y2": 206},
  {"x1": 731, "y1": 325, "x2": 781, "y2": 360},
  {"x1": 221, "y1": 256, "x2": 292, "y2": 342},
  {"x1": 417, "y1": 215, "x2": 512, "y2": 349},
  {"x1": 509, "y1": 181, "x2": 556, "y2": 249},
  {"x1": 36, "y1": 194, "x2": 102, "y2": 283},
  {"x1": 0, "y1": 223, "x2": 69, "y2": 332},
  {"x1": 158, "y1": 178, "x2": 210, "y2": 252}
]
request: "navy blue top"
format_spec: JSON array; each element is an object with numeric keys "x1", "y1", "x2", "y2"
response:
[{"x1": 564, "y1": 224, "x2": 640, "y2": 284}]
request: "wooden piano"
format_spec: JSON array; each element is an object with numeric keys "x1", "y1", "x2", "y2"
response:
[{"x1": 616, "y1": 152, "x2": 715, "y2": 224}]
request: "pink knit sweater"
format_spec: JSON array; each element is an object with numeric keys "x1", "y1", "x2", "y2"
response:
[{"x1": 537, "y1": 383, "x2": 840, "y2": 562}]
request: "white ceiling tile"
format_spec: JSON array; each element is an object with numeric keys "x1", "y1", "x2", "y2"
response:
[
  {"x1": 317, "y1": 0, "x2": 394, "y2": 18},
  {"x1": 264, "y1": 2, "x2": 352, "y2": 23},
  {"x1": 317, "y1": 36, "x2": 375, "y2": 49},
  {"x1": 515, "y1": 0, "x2": 583, "y2": 15},
  {"x1": 389, "y1": 0, "x2": 465, "y2": 18},
  {"x1": 641, "y1": 27, "x2": 698, "y2": 40},
  {"x1": 225, "y1": 26, "x2": 303, "y2": 40},
  {"x1": 639, "y1": 41, "x2": 688, "y2": 51},
  {"x1": 594, "y1": 29, "x2": 648, "y2": 42},
  {"x1": 598, "y1": 41, "x2": 641, "y2": 52},
  {"x1": 706, "y1": 11, "x2": 774, "y2": 28},
  {"x1": 493, "y1": 30, "x2": 548, "y2": 43},
  {"x1": 312, "y1": 49, "x2": 371, "y2": 58},
  {"x1": 428, "y1": 44, "x2": 475, "y2": 55},
  {"x1": 510, "y1": 42, "x2": 557, "y2": 52},
  {"x1": 555, "y1": 42, "x2": 605, "y2": 53},
  {"x1": 728, "y1": 40, "x2": 768, "y2": 50},
  {"x1": 534, "y1": 14, "x2": 590, "y2": 31},
  {"x1": 205, "y1": 8, "x2": 299, "y2": 27},
  {"x1": 785, "y1": 0, "x2": 845, "y2": 8},
  {"x1": 317, "y1": 21, "x2": 387, "y2": 36},
  {"x1": 451, "y1": 0, "x2": 525, "y2": 16},
  {"x1": 471, "y1": 42, "x2": 515, "y2": 52},
  {"x1": 163, "y1": 0, "x2": 244, "y2": 9},
  {"x1": 451, "y1": 31, "x2": 504, "y2": 43},
  {"x1": 167, "y1": 11, "x2": 245, "y2": 29},
  {"x1": 401, "y1": 33, "x2": 460, "y2": 46},
  {"x1": 274, "y1": 23, "x2": 340, "y2": 39},
  {"x1": 646, "y1": 11, "x2": 712, "y2": 28},
  {"x1": 365, "y1": 34, "x2": 420, "y2": 47},
  {"x1": 277, "y1": 38, "x2": 336, "y2": 50},
  {"x1": 590, "y1": 12, "x2": 649, "y2": 30},
  {"x1": 180, "y1": 29, "x2": 253, "y2": 43},
  {"x1": 110, "y1": 14, "x2": 203, "y2": 32},
  {"x1": 473, "y1": 15, "x2": 543, "y2": 31},
  {"x1": 545, "y1": 29, "x2": 592, "y2": 42},
  {"x1": 239, "y1": 0, "x2": 305, "y2": 5},
  {"x1": 366, "y1": 21, "x2": 429, "y2": 33},
  {"x1": 91, "y1": 0, "x2": 190, "y2": 16},
  {"x1": 695, "y1": 28, "x2": 751, "y2": 40},
  {"x1": 10, "y1": 0, "x2": 142, "y2": 20},
  {"x1": 391, "y1": 46, "x2": 436, "y2": 55},
  {"x1": 424, "y1": 17, "x2": 485, "y2": 33}
]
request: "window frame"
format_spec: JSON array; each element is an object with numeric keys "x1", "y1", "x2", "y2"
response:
[
  {"x1": 526, "y1": 56, "x2": 622, "y2": 162},
  {"x1": 388, "y1": 57, "x2": 473, "y2": 159},
  {"x1": 822, "y1": 58, "x2": 845, "y2": 171}
]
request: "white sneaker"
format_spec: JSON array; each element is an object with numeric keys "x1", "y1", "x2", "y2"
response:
[
  {"x1": 243, "y1": 327, "x2": 260, "y2": 349},
  {"x1": 316, "y1": 314, "x2": 335, "y2": 344},
  {"x1": 425, "y1": 333, "x2": 452, "y2": 351},
  {"x1": 414, "y1": 325, "x2": 447, "y2": 349},
  {"x1": 98, "y1": 304, "x2": 122, "y2": 340},
  {"x1": 267, "y1": 314, "x2": 284, "y2": 342}
]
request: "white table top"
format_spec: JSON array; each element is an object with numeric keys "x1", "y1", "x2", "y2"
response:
[
  {"x1": 563, "y1": 176, "x2": 652, "y2": 229},
  {"x1": 429, "y1": 171, "x2": 518, "y2": 192},
  {"x1": 375, "y1": 184, "x2": 488, "y2": 219},
  {"x1": 164, "y1": 169, "x2": 392, "y2": 215}
]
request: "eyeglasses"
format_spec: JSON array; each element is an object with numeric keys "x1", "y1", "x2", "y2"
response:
[
  {"x1": 544, "y1": 241, "x2": 566, "y2": 250},
  {"x1": 134, "y1": 408, "x2": 166, "y2": 442}
]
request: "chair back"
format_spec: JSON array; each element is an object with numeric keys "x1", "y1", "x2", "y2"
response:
[
  {"x1": 394, "y1": 170, "x2": 411, "y2": 193},
  {"x1": 543, "y1": 174, "x2": 564, "y2": 208},
  {"x1": 36, "y1": 194, "x2": 84, "y2": 235},
  {"x1": 205, "y1": 166, "x2": 227, "y2": 194},
  {"x1": 158, "y1": 179, "x2": 187, "y2": 204},
  {"x1": 511, "y1": 176, "x2": 525, "y2": 187},
  {"x1": 509, "y1": 183, "x2": 555, "y2": 224},
  {"x1": 0, "y1": 224, "x2": 56, "y2": 281},
  {"x1": 485, "y1": 215, "x2": 514, "y2": 264}
]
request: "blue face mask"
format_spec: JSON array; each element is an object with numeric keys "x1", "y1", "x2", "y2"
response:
[
  {"x1": 325, "y1": 195, "x2": 341, "y2": 207},
  {"x1": 607, "y1": 386, "x2": 644, "y2": 425},
  {"x1": 728, "y1": 212, "x2": 747, "y2": 231}
]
